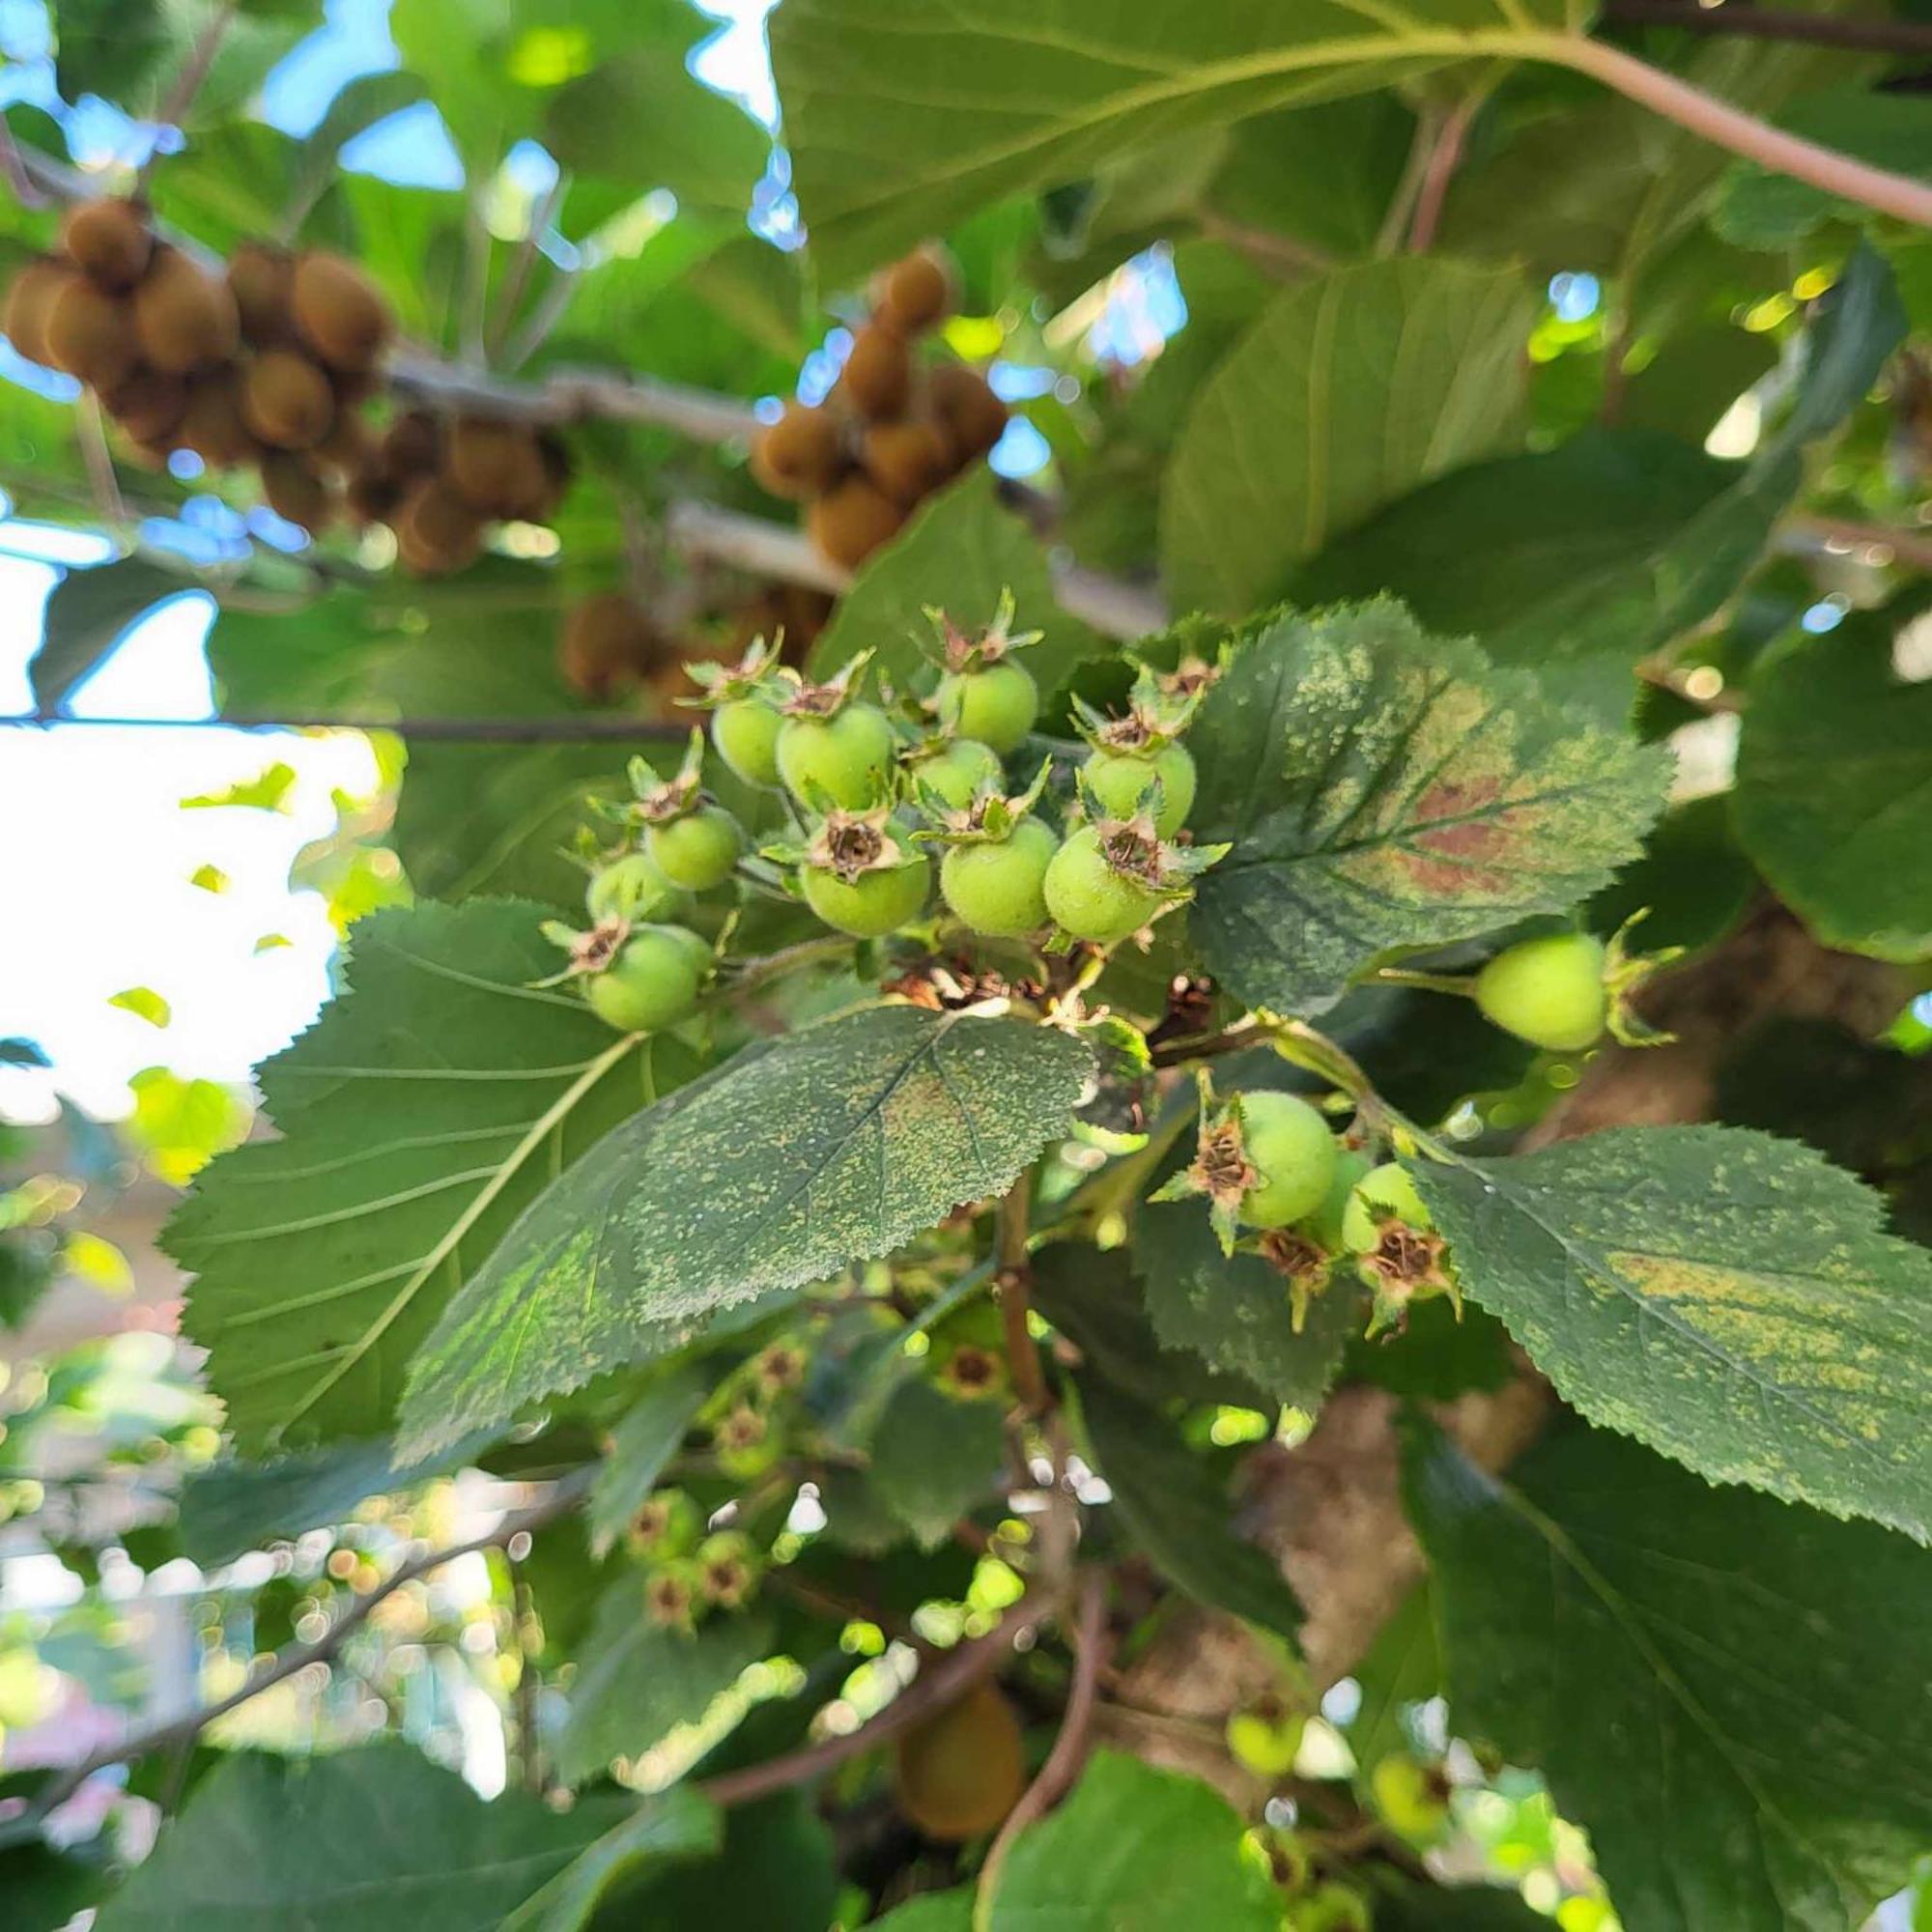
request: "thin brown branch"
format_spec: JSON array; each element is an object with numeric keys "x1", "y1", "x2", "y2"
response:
[
  {"x1": 1377, "y1": 102, "x2": 1440, "y2": 257},
  {"x1": 139, "y1": 1, "x2": 237, "y2": 185},
  {"x1": 995, "y1": 1172, "x2": 1050, "y2": 1417},
  {"x1": 31, "y1": 1468, "x2": 595, "y2": 1820},
  {"x1": 1604, "y1": 1, "x2": 1932, "y2": 57},
  {"x1": 489, "y1": 171, "x2": 568, "y2": 362},
  {"x1": 698, "y1": 1598, "x2": 1038, "y2": 1810},
  {"x1": 974, "y1": 1574, "x2": 1109, "y2": 1927},
  {"x1": 1195, "y1": 212, "x2": 1333, "y2": 278},
  {"x1": 1407, "y1": 93, "x2": 1480, "y2": 253},
  {"x1": 0, "y1": 111, "x2": 49, "y2": 210},
  {"x1": 1789, "y1": 514, "x2": 1932, "y2": 576}
]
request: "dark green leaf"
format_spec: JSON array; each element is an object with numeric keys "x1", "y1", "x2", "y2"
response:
[
  {"x1": 1346, "y1": 1582, "x2": 1439, "y2": 1776},
  {"x1": 1413, "y1": 1127, "x2": 1932, "y2": 1543},
  {"x1": 770, "y1": 0, "x2": 1581, "y2": 282},
  {"x1": 806, "y1": 469, "x2": 1100, "y2": 702},
  {"x1": 1076, "y1": 1377, "x2": 1300, "y2": 1642},
  {"x1": 1186, "y1": 603, "x2": 1668, "y2": 1014},
  {"x1": 498, "y1": 1789, "x2": 722, "y2": 1931},
  {"x1": 400, "y1": 1008, "x2": 1091, "y2": 1458},
  {"x1": 867, "y1": 1378, "x2": 1006, "y2": 1548},
  {"x1": 614, "y1": 1793, "x2": 839, "y2": 1932},
  {"x1": 985, "y1": 1750, "x2": 1283, "y2": 1930},
  {"x1": 1366, "y1": 1870, "x2": 1550, "y2": 1930},
  {"x1": 165, "y1": 900, "x2": 664, "y2": 1451},
  {"x1": 1716, "y1": 90, "x2": 1932, "y2": 248},
  {"x1": 557, "y1": 1588, "x2": 773, "y2": 1785},
  {"x1": 870, "y1": 1891, "x2": 973, "y2": 1931},
  {"x1": 1734, "y1": 599, "x2": 1932, "y2": 961},
  {"x1": 0, "y1": 1841, "x2": 107, "y2": 1932},
  {"x1": 586, "y1": 1365, "x2": 710, "y2": 1557},
  {"x1": 1585, "y1": 792, "x2": 1755, "y2": 957},
  {"x1": 33, "y1": 558, "x2": 186, "y2": 714},
  {"x1": 1342, "y1": 1296, "x2": 1514, "y2": 1402},
  {"x1": 93, "y1": 1743, "x2": 631, "y2": 1930},
  {"x1": 1161, "y1": 258, "x2": 1534, "y2": 617},
  {"x1": 1409, "y1": 1423, "x2": 1932, "y2": 1932}
]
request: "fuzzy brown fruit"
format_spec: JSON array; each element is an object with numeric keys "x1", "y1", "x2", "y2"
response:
[
  {"x1": 394, "y1": 477, "x2": 484, "y2": 575},
  {"x1": 5, "y1": 258, "x2": 75, "y2": 367},
  {"x1": 873, "y1": 244, "x2": 956, "y2": 336},
  {"x1": 893, "y1": 1684, "x2": 1026, "y2": 1842},
  {"x1": 61, "y1": 199, "x2": 152, "y2": 293},
  {"x1": 101, "y1": 367, "x2": 188, "y2": 444},
  {"x1": 443, "y1": 416, "x2": 548, "y2": 519},
  {"x1": 862, "y1": 417, "x2": 952, "y2": 505},
  {"x1": 133, "y1": 246, "x2": 240, "y2": 374},
  {"x1": 345, "y1": 469, "x2": 402, "y2": 528},
  {"x1": 291, "y1": 251, "x2": 392, "y2": 374},
  {"x1": 840, "y1": 323, "x2": 913, "y2": 421},
  {"x1": 750, "y1": 403, "x2": 843, "y2": 500},
  {"x1": 380, "y1": 410, "x2": 440, "y2": 482},
  {"x1": 259, "y1": 451, "x2": 335, "y2": 531},
  {"x1": 534, "y1": 430, "x2": 573, "y2": 519},
  {"x1": 807, "y1": 473, "x2": 904, "y2": 569},
  {"x1": 310, "y1": 406, "x2": 373, "y2": 475},
  {"x1": 227, "y1": 242, "x2": 294, "y2": 347},
  {"x1": 241, "y1": 349, "x2": 335, "y2": 451},
  {"x1": 928, "y1": 363, "x2": 1008, "y2": 460},
  {"x1": 178, "y1": 373, "x2": 256, "y2": 468},
  {"x1": 557, "y1": 591, "x2": 665, "y2": 700},
  {"x1": 43, "y1": 274, "x2": 138, "y2": 389}
]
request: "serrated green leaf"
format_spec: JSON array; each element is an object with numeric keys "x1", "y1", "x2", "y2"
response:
[
  {"x1": 1076, "y1": 1377, "x2": 1300, "y2": 1642},
  {"x1": 497, "y1": 1787, "x2": 723, "y2": 1932},
  {"x1": 1734, "y1": 597, "x2": 1932, "y2": 962},
  {"x1": 770, "y1": 0, "x2": 1584, "y2": 283},
  {"x1": 32, "y1": 557, "x2": 183, "y2": 714},
  {"x1": 586, "y1": 1364, "x2": 709, "y2": 1557},
  {"x1": 557, "y1": 1588, "x2": 773, "y2": 1786},
  {"x1": 1186, "y1": 603, "x2": 1668, "y2": 1014},
  {"x1": 399, "y1": 1008, "x2": 1092, "y2": 1458},
  {"x1": 867, "y1": 1377, "x2": 1006, "y2": 1548},
  {"x1": 1412, "y1": 1127, "x2": 1932, "y2": 1543},
  {"x1": 93, "y1": 1743, "x2": 632, "y2": 1930},
  {"x1": 984, "y1": 1750, "x2": 1283, "y2": 1931},
  {"x1": 805, "y1": 469, "x2": 1099, "y2": 702},
  {"x1": 1162, "y1": 257, "x2": 1535, "y2": 617},
  {"x1": 164, "y1": 900, "x2": 668, "y2": 1452},
  {"x1": 1408, "y1": 1423, "x2": 1932, "y2": 1932}
]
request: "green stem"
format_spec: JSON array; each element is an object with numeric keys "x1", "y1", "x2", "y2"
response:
[{"x1": 1370, "y1": 966, "x2": 1477, "y2": 997}]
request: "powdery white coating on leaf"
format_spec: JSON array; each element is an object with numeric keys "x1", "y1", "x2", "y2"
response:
[
  {"x1": 1187, "y1": 602, "x2": 1670, "y2": 1013},
  {"x1": 1413, "y1": 1125, "x2": 1932, "y2": 1543},
  {"x1": 398, "y1": 1007, "x2": 1092, "y2": 1457}
]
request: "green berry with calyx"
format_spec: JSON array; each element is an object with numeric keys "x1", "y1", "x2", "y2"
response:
[
  {"x1": 1084, "y1": 740, "x2": 1196, "y2": 837},
  {"x1": 1236, "y1": 1091, "x2": 1338, "y2": 1230},
  {"x1": 941, "y1": 815, "x2": 1058, "y2": 937},
  {"x1": 910, "y1": 736, "x2": 1003, "y2": 812},
  {"x1": 925, "y1": 590, "x2": 1042, "y2": 754},
  {"x1": 582, "y1": 923, "x2": 704, "y2": 1034},
  {"x1": 1341, "y1": 1161, "x2": 1433, "y2": 1253},
  {"x1": 687, "y1": 637, "x2": 791, "y2": 789},
  {"x1": 696, "y1": 1530, "x2": 761, "y2": 1610},
  {"x1": 628, "y1": 1487, "x2": 702, "y2": 1559},
  {"x1": 647, "y1": 803, "x2": 743, "y2": 891},
  {"x1": 798, "y1": 806, "x2": 930, "y2": 937},
  {"x1": 586, "y1": 850, "x2": 690, "y2": 926},
  {"x1": 776, "y1": 668, "x2": 897, "y2": 809},
  {"x1": 1475, "y1": 930, "x2": 1608, "y2": 1052},
  {"x1": 1067, "y1": 658, "x2": 1208, "y2": 838},
  {"x1": 1307, "y1": 1147, "x2": 1372, "y2": 1252}
]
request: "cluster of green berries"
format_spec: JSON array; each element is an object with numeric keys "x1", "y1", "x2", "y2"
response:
[{"x1": 630, "y1": 1489, "x2": 766, "y2": 1634}]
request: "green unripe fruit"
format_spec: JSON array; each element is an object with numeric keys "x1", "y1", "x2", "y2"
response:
[
  {"x1": 1237, "y1": 1090, "x2": 1338, "y2": 1229},
  {"x1": 628, "y1": 1487, "x2": 702, "y2": 1558},
  {"x1": 647, "y1": 805, "x2": 743, "y2": 891},
  {"x1": 1341, "y1": 1161, "x2": 1433, "y2": 1253},
  {"x1": 917, "y1": 737, "x2": 1003, "y2": 811},
  {"x1": 659, "y1": 924, "x2": 713, "y2": 978},
  {"x1": 935, "y1": 660, "x2": 1037, "y2": 753},
  {"x1": 712, "y1": 697, "x2": 784, "y2": 788},
  {"x1": 583, "y1": 924, "x2": 704, "y2": 1034},
  {"x1": 1475, "y1": 930, "x2": 1608, "y2": 1052},
  {"x1": 802, "y1": 853, "x2": 931, "y2": 937},
  {"x1": 1307, "y1": 1148, "x2": 1372, "y2": 1251},
  {"x1": 941, "y1": 817, "x2": 1058, "y2": 937},
  {"x1": 1289, "y1": 1881, "x2": 1371, "y2": 1932},
  {"x1": 586, "y1": 851, "x2": 690, "y2": 925},
  {"x1": 1084, "y1": 741, "x2": 1196, "y2": 836},
  {"x1": 1042, "y1": 824, "x2": 1160, "y2": 944},
  {"x1": 777, "y1": 702, "x2": 896, "y2": 809},
  {"x1": 1226, "y1": 1705, "x2": 1304, "y2": 1778},
  {"x1": 1370, "y1": 1755, "x2": 1451, "y2": 1843}
]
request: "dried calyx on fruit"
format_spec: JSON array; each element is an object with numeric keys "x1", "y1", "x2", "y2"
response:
[
  {"x1": 924, "y1": 760, "x2": 1061, "y2": 940},
  {"x1": 1153, "y1": 1072, "x2": 1339, "y2": 1257},
  {"x1": 1068, "y1": 660, "x2": 1213, "y2": 838},
  {"x1": 1341, "y1": 1160, "x2": 1458, "y2": 1336},
  {"x1": 539, "y1": 913, "x2": 711, "y2": 1035},
  {"x1": 1042, "y1": 795, "x2": 1226, "y2": 947},
  {"x1": 775, "y1": 656, "x2": 899, "y2": 810},
  {"x1": 926, "y1": 591, "x2": 1042, "y2": 753},
  {"x1": 625, "y1": 732, "x2": 746, "y2": 892},
  {"x1": 783, "y1": 805, "x2": 933, "y2": 939},
  {"x1": 688, "y1": 638, "x2": 796, "y2": 790}
]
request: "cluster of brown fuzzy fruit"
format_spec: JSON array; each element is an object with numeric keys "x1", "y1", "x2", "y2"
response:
[
  {"x1": 751, "y1": 243, "x2": 1009, "y2": 571},
  {"x1": 1, "y1": 197, "x2": 570, "y2": 575}
]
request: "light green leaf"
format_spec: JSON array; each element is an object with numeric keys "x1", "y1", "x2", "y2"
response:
[
  {"x1": 871, "y1": 1891, "x2": 973, "y2": 1931},
  {"x1": 867, "y1": 1378, "x2": 1006, "y2": 1548},
  {"x1": 93, "y1": 1743, "x2": 632, "y2": 1930},
  {"x1": 399, "y1": 1008, "x2": 1090, "y2": 1457},
  {"x1": 108, "y1": 987, "x2": 170, "y2": 1029},
  {"x1": 1408, "y1": 1423, "x2": 1932, "y2": 1932},
  {"x1": 1076, "y1": 1377, "x2": 1300, "y2": 1643},
  {"x1": 1186, "y1": 603, "x2": 1668, "y2": 1015},
  {"x1": 586, "y1": 1364, "x2": 709, "y2": 1557},
  {"x1": 32, "y1": 557, "x2": 185, "y2": 714},
  {"x1": 984, "y1": 1750, "x2": 1282, "y2": 1931},
  {"x1": 498, "y1": 1788, "x2": 723, "y2": 1932},
  {"x1": 557, "y1": 1588, "x2": 774, "y2": 1785},
  {"x1": 806, "y1": 469, "x2": 1100, "y2": 702},
  {"x1": 1734, "y1": 596, "x2": 1932, "y2": 962},
  {"x1": 164, "y1": 900, "x2": 667, "y2": 1452},
  {"x1": 1412, "y1": 1126, "x2": 1932, "y2": 1543},
  {"x1": 770, "y1": 0, "x2": 1583, "y2": 283},
  {"x1": 1161, "y1": 257, "x2": 1535, "y2": 617}
]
